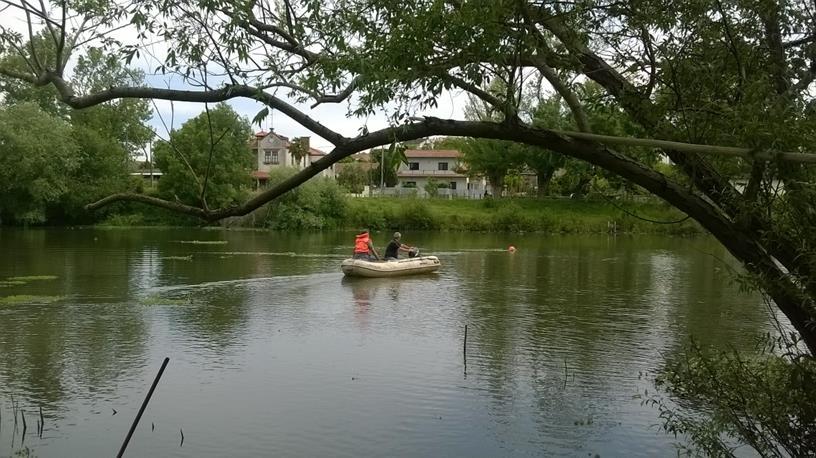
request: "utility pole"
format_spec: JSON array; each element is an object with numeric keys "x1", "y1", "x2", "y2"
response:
[{"x1": 380, "y1": 148, "x2": 385, "y2": 196}]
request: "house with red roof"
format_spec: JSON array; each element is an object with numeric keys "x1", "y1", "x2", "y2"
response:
[
  {"x1": 396, "y1": 149, "x2": 488, "y2": 197},
  {"x1": 249, "y1": 130, "x2": 334, "y2": 187}
]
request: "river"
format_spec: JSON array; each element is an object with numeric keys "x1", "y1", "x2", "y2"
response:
[{"x1": 0, "y1": 228, "x2": 774, "y2": 457}]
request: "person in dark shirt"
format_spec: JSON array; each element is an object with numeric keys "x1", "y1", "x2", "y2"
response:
[{"x1": 384, "y1": 232, "x2": 414, "y2": 260}]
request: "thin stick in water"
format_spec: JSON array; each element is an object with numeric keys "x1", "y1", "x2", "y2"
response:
[
  {"x1": 463, "y1": 325, "x2": 468, "y2": 355},
  {"x1": 21, "y1": 409, "x2": 26, "y2": 438},
  {"x1": 179, "y1": 428, "x2": 184, "y2": 447},
  {"x1": 39, "y1": 406, "x2": 43, "y2": 438},
  {"x1": 463, "y1": 324, "x2": 468, "y2": 376},
  {"x1": 563, "y1": 360, "x2": 568, "y2": 389},
  {"x1": 117, "y1": 357, "x2": 170, "y2": 458}
]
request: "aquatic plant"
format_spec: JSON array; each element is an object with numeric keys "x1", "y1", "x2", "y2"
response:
[
  {"x1": 6, "y1": 275, "x2": 58, "y2": 281},
  {"x1": 0, "y1": 295, "x2": 63, "y2": 305}
]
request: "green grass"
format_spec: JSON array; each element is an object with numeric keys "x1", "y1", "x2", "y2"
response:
[
  {"x1": 6, "y1": 275, "x2": 59, "y2": 281},
  {"x1": 345, "y1": 197, "x2": 701, "y2": 235},
  {"x1": 0, "y1": 295, "x2": 63, "y2": 305}
]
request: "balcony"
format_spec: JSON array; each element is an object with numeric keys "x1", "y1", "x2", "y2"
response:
[{"x1": 397, "y1": 169, "x2": 466, "y2": 178}]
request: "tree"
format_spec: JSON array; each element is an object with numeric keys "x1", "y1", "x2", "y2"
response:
[
  {"x1": 336, "y1": 161, "x2": 369, "y2": 194},
  {"x1": 369, "y1": 144, "x2": 407, "y2": 188},
  {"x1": 154, "y1": 103, "x2": 253, "y2": 209},
  {"x1": 0, "y1": 31, "x2": 68, "y2": 117},
  {"x1": 289, "y1": 137, "x2": 310, "y2": 168},
  {"x1": 0, "y1": 103, "x2": 79, "y2": 224},
  {"x1": 461, "y1": 138, "x2": 523, "y2": 195},
  {"x1": 4, "y1": 0, "x2": 816, "y2": 360},
  {"x1": 0, "y1": 39, "x2": 153, "y2": 223}
]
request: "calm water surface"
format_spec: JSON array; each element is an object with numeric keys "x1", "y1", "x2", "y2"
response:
[{"x1": 0, "y1": 228, "x2": 775, "y2": 457}]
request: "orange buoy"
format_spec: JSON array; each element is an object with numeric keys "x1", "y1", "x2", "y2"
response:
[{"x1": 508, "y1": 245, "x2": 516, "y2": 253}]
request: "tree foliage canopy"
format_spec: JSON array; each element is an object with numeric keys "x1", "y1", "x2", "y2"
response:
[
  {"x1": 0, "y1": 103, "x2": 79, "y2": 223},
  {"x1": 154, "y1": 103, "x2": 253, "y2": 209}
]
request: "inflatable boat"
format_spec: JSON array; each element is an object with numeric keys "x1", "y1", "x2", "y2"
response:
[{"x1": 341, "y1": 256, "x2": 441, "y2": 278}]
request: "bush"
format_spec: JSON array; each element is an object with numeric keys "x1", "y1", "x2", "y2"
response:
[
  {"x1": 652, "y1": 338, "x2": 816, "y2": 456},
  {"x1": 397, "y1": 199, "x2": 437, "y2": 229},
  {"x1": 491, "y1": 202, "x2": 538, "y2": 231},
  {"x1": 100, "y1": 213, "x2": 145, "y2": 226},
  {"x1": 424, "y1": 179, "x2": 440, "y2": 197},
  {"x1": 258, "y1": 168, "x2": 349, "y2": 230}
]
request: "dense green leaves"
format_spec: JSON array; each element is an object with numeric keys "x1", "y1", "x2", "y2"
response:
[
  {"x1": 336, "y1": 161, "x2": 369, "y2": 193},
  {"x1": 154, "y1": 103, "x2": 252, "y2": 208},
  {"x1": 0, "y1": 103, "x2": 79, "y2": 224},
  {"x1": 654, "y1": 340, "x2": 816, "y2": 457}
]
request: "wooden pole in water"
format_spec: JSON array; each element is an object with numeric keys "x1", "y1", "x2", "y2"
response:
[
  {"x1": 117, "y1": 357, "x2": 170, "y2": 458},
  {"x1": 463, "y1": 324, "x2": 468, "y2": 376},
  {"x1": 463, "y1": 325, "x2": 468, "y2": 356}
]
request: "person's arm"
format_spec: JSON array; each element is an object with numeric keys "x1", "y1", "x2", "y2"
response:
[
  {"x1": 398, "y1": 243, "x2": 412, "y2": 252},
  {"x1": 369, "y1": 241, "x2": 381, "y2": 260}
]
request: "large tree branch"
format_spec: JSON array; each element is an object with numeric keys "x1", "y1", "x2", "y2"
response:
[
  {"x1": 536, "y1": 62, "x2": 591, "y2": 132},
  {"x1": 310, "y1": 76, "x2": 361, "y2": 107},
  {"x1": 31, "y1": 74, "x2": 348, "y2": 146},
  {"x1": 443, "y1": 74, "x2": 507, "y2": 112}
]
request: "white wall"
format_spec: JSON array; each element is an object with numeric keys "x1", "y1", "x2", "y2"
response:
[{"x1": 256, "y1": 135, "x2": 291, "y2": 172}]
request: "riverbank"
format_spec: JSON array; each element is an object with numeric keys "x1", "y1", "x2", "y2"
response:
[
  {"x1": 344, "y1": 197, "x2": 699, "y2": 234},
  {"x1": 103, "y1": 195, "x2": 701, "y2": 235}
]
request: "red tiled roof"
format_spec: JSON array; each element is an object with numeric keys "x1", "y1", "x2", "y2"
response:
[{"x1": 404, "y1": 149, "x2": 462, "y2": 158}]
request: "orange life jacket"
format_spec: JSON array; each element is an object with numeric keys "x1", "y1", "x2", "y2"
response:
[{"x1": 354, "y1": 232, "x2": 370, "y2": 253}]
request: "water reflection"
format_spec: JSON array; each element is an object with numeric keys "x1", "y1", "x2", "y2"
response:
[{"x1": 0, "y1": 229, "x2": 775, "y2": 457}]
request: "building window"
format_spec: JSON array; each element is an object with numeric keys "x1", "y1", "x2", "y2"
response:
[
  {"x1": 449, "y1": 182, "x2": 457, "y2": 190},
  {"x1": 409, "y1": 162, "x2": 420, "y2": 170},
  {"x1": 264, "y1": 150, "x2": 279, "y2": 165},
  {"x1": 438, "y1": 162, "x2": 448, "y2": 171}
]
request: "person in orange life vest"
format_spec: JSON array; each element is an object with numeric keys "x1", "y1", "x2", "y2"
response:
[{"x1": 353, "y1": 229, "x2": 381, "y2": 261}]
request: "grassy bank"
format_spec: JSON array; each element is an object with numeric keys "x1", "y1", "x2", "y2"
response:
[
  {"x1": 342, "y1": 197, "x2": 700, "y2": 235},
  {"x1": 98, "y1": 180, "x2": 700, "y2": 235}
]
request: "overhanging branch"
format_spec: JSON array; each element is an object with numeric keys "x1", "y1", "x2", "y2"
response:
[{"x1": 36, "y1": 76, "x2": 348, "y2": 146}]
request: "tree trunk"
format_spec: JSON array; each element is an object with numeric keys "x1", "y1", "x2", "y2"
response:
[
  {"x1": 536, "y1": 168, "x2": 555, "y2": 197},
  {"x1": 489, "y1": 174, "x2": 504, "y2": 197}
]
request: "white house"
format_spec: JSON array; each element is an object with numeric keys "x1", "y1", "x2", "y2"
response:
[
  {"x1": 249, "y1": 131, "x2": 334, "y2": 187},
  {"x1": 396, "y1": 149, "x2": 487, "y2": 198}
]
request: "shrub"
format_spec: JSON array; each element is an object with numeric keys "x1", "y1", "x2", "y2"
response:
[
  {"x1": 398, "y1": 200, "x2": 437, "y2": 229},
  {"x1": 492, "y1": 202, "x2": 536, "y2": 231},
  {"x1": 260, "y1": 168, "x2": 349, "y2": 229},
  {"x1": 652, "y1": 339, "x2": 816, "y2": 457},
  {"x1": 424, "y1": 179, "x2": 440, "y2": 198}
]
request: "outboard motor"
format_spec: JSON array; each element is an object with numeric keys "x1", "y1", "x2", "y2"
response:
[{"x1": 408, "y1": 248, "x2": 419, "y2": 258}]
